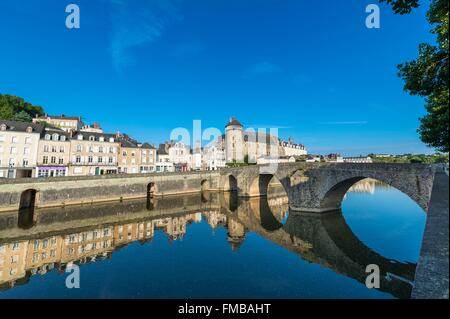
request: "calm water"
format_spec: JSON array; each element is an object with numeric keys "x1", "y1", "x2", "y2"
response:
[{"x1": 0, "y1": 179, "x2": 426, "y2": 299}]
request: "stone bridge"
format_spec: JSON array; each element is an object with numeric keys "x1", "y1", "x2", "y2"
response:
[
  {"x1": 222, "y1": 162, "x2": 437, "y2": 213},
  {"x1": 0, "y1": 163, "x2": 439, "y2": 214}
]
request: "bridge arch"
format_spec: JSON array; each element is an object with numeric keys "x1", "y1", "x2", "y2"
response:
[
  {"x1": 201, "y1": 179, "x2": 210, "y2": 191},
  {"x1": 221, "y1": 174, "x2": 238, "y2": 192},
  {"x1": 18, "y1": 189, "x2": 38, "y2": 229},
  {"x1": 147, "y1": 182, "x2": 156, "y2": 199},
  {"x1": 319, "y1": 175, "x2": 428, "y2": 213}
]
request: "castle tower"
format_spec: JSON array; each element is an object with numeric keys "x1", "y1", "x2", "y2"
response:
[{"x1": 225, "y1": 117, "x2": 244, "y2": 163}]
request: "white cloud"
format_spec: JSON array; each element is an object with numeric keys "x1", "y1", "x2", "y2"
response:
[{"x1": 109, "y1": 0, "x2": 183, "y2": 72}]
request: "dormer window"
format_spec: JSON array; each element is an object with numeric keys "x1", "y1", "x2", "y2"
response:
[
  {"x1": 89, "y1": 136, "x2": 95, "y2": 141},
  {"x1": 52, "y1": 134, "x2": 59, "y2": 141},
  {"x1": 26, "y1": 126, "x2": 33, "y2": 133},
  {"x1": 109, "y1": 137, "x2": 114, "y2": 143},
  {"x1": 77, "y1": 135, "x2": 83, "y2": 140},
  {"x1": 99, "y1": 136, "x2": 104, "y2": 142},
  {"x1": 1, "y1": 124, "x2": 7, "y2": 131},
  {"x1": 61, "y1": 135, "x2": 66, "y2": 141},
  {"x1": 45, "y1": 134, "x2": 51, "y2": 140}
]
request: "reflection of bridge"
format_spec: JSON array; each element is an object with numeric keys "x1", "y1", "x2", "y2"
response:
[{"x1": 0, "y1": 192, "x2": 416, "y2": 298}]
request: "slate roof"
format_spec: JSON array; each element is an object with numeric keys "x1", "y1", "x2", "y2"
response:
[{"x1": 0, "y1": 120, "x2": 46, "y2": 134}]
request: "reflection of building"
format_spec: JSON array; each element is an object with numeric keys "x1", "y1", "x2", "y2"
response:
[
  {"x1": 203, "y1": 211, "x2": 227, "y2": 230},
  {"x1": 227, "y1": 218, "x2": 246, "y2": 251},
  {"x1": 0, "y1": 209, "x2": 240, "y2": 289},
  {"x1": 347, "y1": 178, "x2": 376, "y2": 194}
]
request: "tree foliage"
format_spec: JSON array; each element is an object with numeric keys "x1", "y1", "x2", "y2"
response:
[
  {"x1": 379, "y1": 0, "x2": 420, "y2": 14},
  {"x1": 381, "y1": 0, "x2": 449, "y2": 152},
  {"x1": 0, "y1": 94, "x2": 44, "y2": 122}
]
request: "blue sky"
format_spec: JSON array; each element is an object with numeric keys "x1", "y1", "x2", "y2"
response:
[{"x1": 0, "y1": 0, "x2": 437, "y2": 155}]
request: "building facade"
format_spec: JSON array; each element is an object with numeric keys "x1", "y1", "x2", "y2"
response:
[
  {"x1": 69, "y1": 132, "x2": 119, "y2": 176},
  {"x1": 36, "y1": 127, "x2": 71, "y2": 177},
  {"x1": 0, "y1": 120, "x2": 42, "y2": 178}
]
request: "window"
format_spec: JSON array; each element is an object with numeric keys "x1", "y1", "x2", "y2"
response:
[
  {"x1": 88, "y1": 156, "x2": 93, "y2": 163},
  {"x1": 23, "y1": 159, "x2": 29, "y2": 166},
  {"x1": 61, "y1": 135, "x2": 66, "y2": 141},
  {"x1": 109, "y1": 157, "x2": 113, "y2": 164},
  {"x1": 11, "y1": 136, "x2": 18, "y2": 143},
  {"x1": 44, "y1": 145, "x2": 49, "y2": 152},
  {"x1": 98, "y1": 156, "x2": 103, "y2": 163},
  {"x1": 52, "y1": 134, "x2": 59, "y2": 141},
  {"x1": 45, "y1": 134, "x2": 51, "y2": 140},
  {"x1": 51, "y1": 156, "x2": 56, "y2": 164},
  {"x1": 60, "y1": 146, "x2": 64, "y2": 153},
  {"x1": 76, "y1": 155, "x2": 81, "y2": 163},
  {"x1": 109, "y1": 138, "x2": 114, "y2": 143},
  {"x1": 76, "y1": 144, "x2": 82, "y2": 152},
  {"x1": 24, "y1": 147, "x2": 30, "y2": 155},
  {"x1": 99, "y1": 137, "x2": 104, "y2": 142},
  {"x1": 99, "y1": 146, "x2": 103, "y2": 153},
  {"x1": 77, "y1": 135, "x2": 83, "y2": 140},
  {"x1": 51, "y1": 146, "x2": 57, "y2": 152},
  {"x1": 89, "y1": 136, "x2": 95, "y2": 141},
  {"x1": 0, "y1": 134, "x2": 4, "y2": 141},
  {"x1": 25, "y1": 137, "x2": 32, "y2": 144},
  {"x1": 109, "y1": 147, "x2": 114, "y2": 153},
  {"x1": 43, "y1": 156, "x2": 48, "y2": 164},
  {"x1": 10, "y1": 147, "x2": 17, "y2": 154},
  {"x1": 89, "y1": 146, "x2": 94, "y2": 152},
  {"x1": 59, "y1": 158, "x2": 64, "y2": 164}
]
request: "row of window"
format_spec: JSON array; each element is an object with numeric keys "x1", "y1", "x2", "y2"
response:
[
  {"x1": 43, "y1": 145, "x2": 65, "y2": 153},
  {"x1": 76, "y1": 135, "x2": 115, "y2": 143},
  {"x1": 75, "y1": 145, "x2": 117, "y2": 153},
  {"x1": 0, "y1": 135, "x2": 33, "y2": 144},
  {"x1": 44, "y1": 134, "x2": 67, "y2": 141},
  {"x1": 42, "y1": 156, "x2": 65, "y2": 165},
  {"x1": 0, "y1": 146, "x2": 31, "y2": 155},
  {"x1": 74, "y1": 155, "x2": 116, "y2": 164},
  {"x1": 0, "y1": 158, "x2": 29, "y2": 167}
]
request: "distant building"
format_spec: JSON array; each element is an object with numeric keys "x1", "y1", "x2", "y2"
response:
[
  {"x1": 324, "y1": 153, "x2": 344, "y2": 163},
  {"x1": 0, "y1": 120, "x2": 43, "y2": 178},
  {"x1": 305, "y1": 155, "x2": 321, "y2": 163},
  {"x1": 156, "y1": 143, "x2": 174, "y2": 173},
  {"x1": 33, "y1": 114, "x2": 83, "y2": 133},
  {"x1": 80, "y1": 122, "x2": 103, "y2": 134},
  {"x1": 343, "y1": 156, "x2": 373, "y2": 163},
  {"x1": 224, "y1": 117, "x2": 307, "y2": 163},
  {"x1": 202, "y1": 137, "x2": 226, "y2": 171}
]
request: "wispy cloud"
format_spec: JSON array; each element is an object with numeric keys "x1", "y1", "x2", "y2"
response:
[
  {"x1": 318, "y1": 121, "x2": 368, "y2": 125},
  {"x1": 109, "y1": 0, "x2": 183, "y2": 72},
  {"x1": 243, "y1": 61, "x2": 282, "y2": 78}
]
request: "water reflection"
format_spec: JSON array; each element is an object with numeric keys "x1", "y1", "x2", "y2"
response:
[{"x1": 0, "y1": 181, "x2": 418, "y2": 298}]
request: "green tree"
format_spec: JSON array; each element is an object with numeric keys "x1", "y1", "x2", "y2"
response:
[
  {"x1": 0, "y1": 94, "x2": 44, "y2": 121},
  {"x1": 11, "y1": 110, "x2": 33, "y2": 122},
  {"x1": 380, "y1": 0, "x2": 449, "y2": 152}
]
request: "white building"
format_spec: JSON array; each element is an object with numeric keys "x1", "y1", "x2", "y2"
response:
[
  {"x1": 202, "y1": 138, "x2": 226, "y2": 171},
  {"x1": 0, "y1": 120, "x2": 42, "y2": 178},
  {"x1": 343, "y1": 156, "x2": 373, "y2": 163}
]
